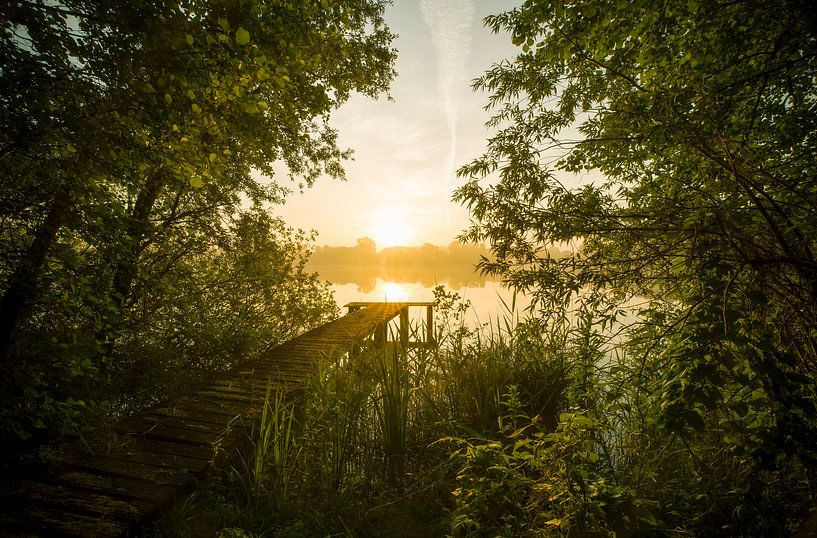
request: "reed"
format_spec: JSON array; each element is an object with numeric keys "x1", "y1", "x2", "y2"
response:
[
  {"x1": 153, "y1": 290, "x2": 574, "y2": 536},
  {"x1": 229, "y1": 381, "x2": 299, "y2": 514},
  {"x1": 300, "y1": 350, "x2": 374, "y2": 491},
  {"x1": 372, "y1": 342, "x2": 410, "y2": 486}
]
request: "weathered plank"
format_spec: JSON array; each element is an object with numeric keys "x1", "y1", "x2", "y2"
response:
[
  {"x1": 65, "y1": 455, "x2": 195, "y2": 487},
  {"x1": 148, "y1": 405, "x2": 241, "y2": 425},
  {"x1": 0, "y1": 500, "x2": 130, "y2": 537},
  {"x1": 121, "y1": 438, "x2": 214, "y2": 462},
  {"x1": 0, "y1": 479, "x2": 151, "y2": 522},
  {"x1": 53, "y1": 469, "x2": 178, "y2": 505},
  {"x1": 108, "y1": 446, "x2": 211, "y2": 473},
  {"x1": 115, "y1": 421, "x2": 220, "y2": 447}
]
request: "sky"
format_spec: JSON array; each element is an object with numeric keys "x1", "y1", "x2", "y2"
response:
[{"x1": 273, "y1": 0, "x2": 519, "y2": 249}]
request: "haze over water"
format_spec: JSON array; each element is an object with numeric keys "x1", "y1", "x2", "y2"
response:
[{"x1": 308, "y1": 239, "x2": 536, "y2": 326}]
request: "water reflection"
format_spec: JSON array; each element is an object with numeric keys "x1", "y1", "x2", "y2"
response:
[
  {"x1": 382, "y1": 282, "x2": 410, "y2": 302},
  {"x1": 325, "y1": 277, "x2": 530, "y2": 327}
]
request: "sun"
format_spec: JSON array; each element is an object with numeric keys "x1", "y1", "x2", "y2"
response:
[{"x1": 371, "y1": 216, "x2": 414, "y2": 248}]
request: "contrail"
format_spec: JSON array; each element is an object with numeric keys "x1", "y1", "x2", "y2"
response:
[{"x1": 420, "y1": 0, "x2": 475, "y2": 183}]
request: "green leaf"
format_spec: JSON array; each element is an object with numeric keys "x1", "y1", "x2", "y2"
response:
[
  {"x1": 683, "y1": 410, "x2": 705, "y2": 431},
  {"x1": 189, "y1": 176, "x2": 204, "y2": 188},
  {"x1": 185, "y1": 34, "x2": 194, "y2": 46},
  {"x1": 235, "y1": 27, "x2": 250, "y2": 46}
]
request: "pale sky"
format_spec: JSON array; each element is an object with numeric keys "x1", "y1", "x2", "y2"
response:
[{"x1": 273, "y1": 0, "x2": 519, "y2": 248}]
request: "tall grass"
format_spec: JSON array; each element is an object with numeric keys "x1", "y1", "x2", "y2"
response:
[
  {"x1": 230, "y1": 381, "x2": 299, "y2": 517},
  {"x1": 255, "y1": 384, "x2": 298, "y2": 502},
  {"x1": 372, "y1": 343, "x2": 410, "y2": 486},
  {"x1": 154, "y1": 289, "x2": 574, "y2": 536},
  {"x1": 300, "y1": 350, "x2": 373, "y2": 492}
]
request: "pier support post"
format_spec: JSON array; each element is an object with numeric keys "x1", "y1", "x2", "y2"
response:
[
  {"x1": 399, "y1": 307, "x2": 409, "y2": 348},
  {"x1": 374, "y1": 322, "x2": 387, "y2": 348}
]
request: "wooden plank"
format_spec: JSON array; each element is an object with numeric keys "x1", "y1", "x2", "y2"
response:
[
  {"x1": 269, "y1": 349, "x2": 336, "y2": 358},
  {"x1": 0, "y1": 500, "x2": 129, "y2": 538},
  {"x1": 65, "y1": 456, "x2": 195, "y2": 487},
  {"x1": 123, "y1": 438, "x2": 213, "y2": 461},
  {"x1": 169, "y1": 395, "x2": 251, "y2": 415},
  {"x1": 115, "y1": 422, "x2": 218, "y2": 447},
  {"x1": 261, "y1": 366, "x2": 321, "y2": 375},
  {"x1": 238, "y1": 372, "x2": 309, "y2": 385},
  {"x1": 109, "y1": 446, "x2": 211, "y2": 473},
  {"x1": 53, "y1": 469, "x2": 177, "y2": 505},
  {"x1": 1, "y1": 479, "x2": 152, "y2": 522},
  {"x1": 261, "y1": 355, "x2": 323, "y2": 364},
  {"x1": 207, "y1": 378, "x2": 267, "y2": 391},
  {"x1": 196, "y1": 382, "x2": 265, "y2": 399},
  {"x1": 193, "y1": 389, "x2": 259, "y2": 404},
  {"x1": 255, "y1": 358, "x2": 318, "y2": 368},
  {"x1": 345, "y1": 301, "x2": 434, "y2": 307},
  {"x1": 251, "y1": 363, "x2": 315, "y2": 375},
  {"x1": 137, "y1": 413, "x2": 236, "y2": 435},
  {"x1": 116, "y1": 415, "x2": 228, "y2": 438},
  {"x1": 148, "y1": 405, "x2": 240, "y2": 425}
]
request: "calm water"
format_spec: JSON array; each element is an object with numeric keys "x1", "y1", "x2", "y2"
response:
[{"x1": 310, "y1": 264, "x2": 531, "y2": 327}]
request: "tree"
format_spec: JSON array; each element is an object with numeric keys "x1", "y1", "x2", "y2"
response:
[
  {"x1": 456, "y1": 0, "x2": 816, "y2": 531},
  {"x1": 0, "y1": 0, "x2": 394, "y2": 444},
  {"x1": 107, "y1": 208, "x2": 339, "y2": 413}
]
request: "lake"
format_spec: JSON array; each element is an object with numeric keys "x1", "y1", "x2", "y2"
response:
[{"x1": 309, "y1": 264, "x2": 531, "y2": 328}]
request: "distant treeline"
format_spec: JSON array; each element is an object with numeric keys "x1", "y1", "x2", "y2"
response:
[
  {"x1": 309, "y1": 237, "x2": 569, "y2": 267},
  {"x1": 309, "y1": 264, "x2": 496, "y2": 292}
]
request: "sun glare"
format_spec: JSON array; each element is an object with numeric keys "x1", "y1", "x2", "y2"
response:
[
  {"x1": 371, "y1": 216, "x2": 413, "y2": 248},
  {"x1": 382, "y1": 282, "x2": 410, "y2": 302}
]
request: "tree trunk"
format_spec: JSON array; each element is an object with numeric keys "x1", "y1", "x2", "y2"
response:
[
  {"x1": 0, "y1": 180, "x2": 71, "y2": 361},
  {"x1": 111, "y1": 170, "x2": 164, "y2": 310},
  {"x1": 95, "y1": 170, "x2": 165, "y2": 363}
]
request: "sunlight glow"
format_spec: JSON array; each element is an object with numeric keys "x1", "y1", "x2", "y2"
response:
[
  {"x1": 371, "y1": 215, "x2": 414, "y2": 248},
  {"x1": 382, "y1": 282, "x2": 410, "y2": 302}
]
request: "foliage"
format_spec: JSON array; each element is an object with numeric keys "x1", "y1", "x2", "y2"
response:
[
  {"x1": 152, "y1": 293, "x2": 575, "y2": 537},
  {"x1": 0, "y1": 0, "x2": 393, "y2": 448},
  {"x1": 454, "y1": 0, "x2": 817, "y2": 533},
  {"x1": 446, "y1": 406, "x2": 659, "y2": 537},
  {"x1": 245, "y1": 384, "x2": 299, "y2": 507}
]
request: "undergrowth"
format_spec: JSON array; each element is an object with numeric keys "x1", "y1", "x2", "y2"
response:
[{"x1": 148, "y1": 286, "x2": 816, "y2": 537}]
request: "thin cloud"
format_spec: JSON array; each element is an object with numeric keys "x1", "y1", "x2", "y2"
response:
[
  {"x1": 420, "y1": 0, "x2": 475, "y2": 226},
  {"x1": 420, "y1": 0, "x2": 475, "y2": 136}
]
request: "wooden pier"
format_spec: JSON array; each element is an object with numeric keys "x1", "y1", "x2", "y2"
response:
[{"x1": 0, "y1": 302, "x2": 434, "y2": 537}]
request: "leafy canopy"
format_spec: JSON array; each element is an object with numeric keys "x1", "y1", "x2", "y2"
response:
[
  {"x1": 453, "y1": 1, "x2": 817, "y2": 532},
  {"x1": 0, "y1": 0, "x2": 395, "y2": 444},
  {"x1": 456, "y1": 0, "x2": 817, "y2": 465}
]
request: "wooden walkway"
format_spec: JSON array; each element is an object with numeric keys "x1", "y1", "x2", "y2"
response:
[{"x1": 0, "y1": 302, "x2": 433, "y2": 537}]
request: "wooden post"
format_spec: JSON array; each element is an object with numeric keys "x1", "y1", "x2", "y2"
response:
[
  {"x1": 374, "y1": 322, "x2": 386, "y2": 348},
  {"x1": 399, "y1": 307, "x2": 409, "y2": 348}
]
